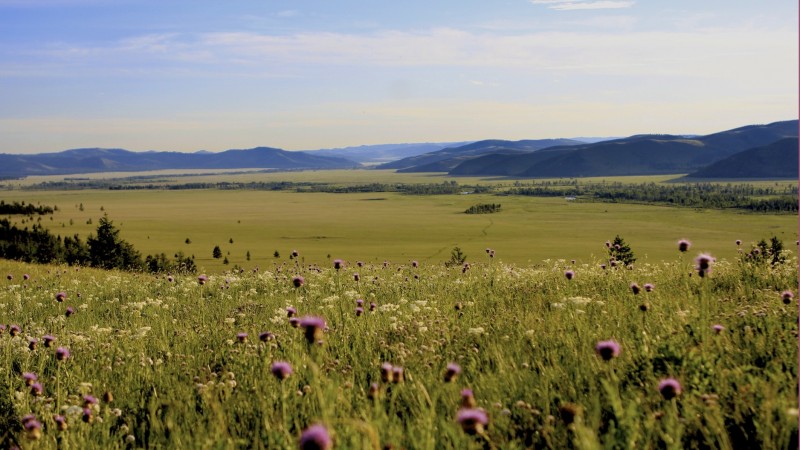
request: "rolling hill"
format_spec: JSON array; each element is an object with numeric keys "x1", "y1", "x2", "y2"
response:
[
  {"x1": 0, "y1": 147, "x2": 359, "y2": 178},
  {"x1": 686, "y1": 137, "x2": 799, "y2": 179}
]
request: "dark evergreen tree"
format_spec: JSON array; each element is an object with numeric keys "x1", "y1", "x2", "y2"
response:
[
  {"x1": 87, "y1": 215, "x2": 142, "y2": 270},
  {"x1": 212, "y1": 245, "x2": 222, "y2": 259},
  {"x1": 608, "y1": 235, "x2": 636, "y2": 266}
]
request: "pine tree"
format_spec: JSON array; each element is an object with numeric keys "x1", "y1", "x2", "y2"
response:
[
  {"x1": 608, "y1": 235, "x2": 636, "y2": 266},
  {"x1": 212, "y1": 245, "x2": 222, "y2": 259}
]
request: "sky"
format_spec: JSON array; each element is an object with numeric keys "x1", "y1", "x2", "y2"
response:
[{"x1": 0, "y1": 0, "x2": 796, "y2": 154}]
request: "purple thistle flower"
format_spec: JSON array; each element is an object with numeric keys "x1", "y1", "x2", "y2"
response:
[
  {"x1": 595, "y1": 340, "x2": 621, "y2": 361},
  {"x1": 292, "y1": 249, "x2": 299, "y2": 258},
  {"x1": 600, "y1": 264, "x2": 607, "y2": 270},
  {"x1": 6, "y1": 274, "x2": 11, "y2": 281},
  {"x1": 392, "y1": 366, "x2": 404, "y2": 383},
  {"x1": 694, "y1": 253, "x2": 714, "y2": 278},
  {"x1": 353, "y1": 273, "x2": 360, "y2": 282},
  {"x1": 605, "y1": 241, "x2": 611, "y2": 248},
  {"x1": 299, "y1": 424, "x2": 332, "y2": 450},
  {"x1": 292, "y1": 276, "x2": 305, "y2": 288},
  {"x1": 380, "y1": 362, "x2": 394, "y2": 383},
  {"x1": 42, "y1": 335, "x2": 55, "y2": 347},
  {"x1": 564, "y1": 270, "x2": 574, "y2": 280},
  {"x1": 30, "y1": 382, "x2": 43, "y2": 396},
  {"x1": 333, "y1": 259, "x2": 344, "y2": 270},
  {"x1": 167, "y1": 275, "x2": 174, "y2": 283},
  {"x1": 489, "y1": 250, "x2": 495, "y2": 258},
  {"x1": 712, "y1": 324, "x2": 725, "y2": 334},
  {"x1": 54, "y1": 414, "x2": 68, "y2": 431},
  {"x1": 23, "y1": 372, "x2": 38, "y2": 386},
  {"x1": 299, "y1": 316, "x2": 326, "y2": 344},
  {"x1": 55, "y1": 347, "x2": 70, "y2": 361},
  {"x1": 236, "y1": 332, "x2": 248, "y2": 343},
  {"x1": 356, "y1": 261, "x2": 363, "y2": 267},
  {"x1": 355, "y1": 307, "x2": 364, "y2": 316},
  {"x1": 65, "y1": 306, "x2": 75, "y2": 317},
  {"x1": 289, "y1": 317, "x2": 300, "y2": 328},
  {"x1": 287, "y1": 307, "x2": 297, "y2": 317},
  {"x1": 456, "y1": 408, "x2": 489, "y2": 435},
  {"x1": 23, "y1": 273, "x2": 30, "y2": 280},
  {"x1": 28, "y1": 338, "x2": 38, "y2": 351},
  {"x1": 630, "y1": 283, "x2": 641, "y2": 295},
  {"x1": 735, "y1": 239, "x2": 742, "y2": 246},
  {"x1": 259, "y1": 331, "x2": 274, "y2": 342},
  {"x1": 644, "y1": 283, "x2": 654, "y2": 292},
  {"x1": 0, "y1": 324, "x2": 5, "y2": 334},
  {"x1": 21, "y1": 414, "x2": 37, "y2": 426},
  {"x1": 367, "y1": 382, "x2": 380, "y2": 400},
  {"x1": 356, "y1": 299, "x2": 364, "y2": 307},
  {"x1": 412, "y1": 260, "x2": 419, "y2": 268},
  {"x1": 658, "y1": 378, "x2": 682, "y2": 400},
  {"x1": 55, "y1": 291, "x2": 66, "y2": 302},
  {"x1": 444, "y1": 363, "x2": 462, "y2": 383},
  {"x1": 9, "y1": 324, "x2": 20, "y2": 336},
  {"x1": 270, "y1": 361, "x2": 293, "y2": 380},
  {"x1": 198, "y1": 275, "x2": 208, "y2": 285},
  {"x1": 369, "y1": 302, "x2": 376, "y2": 311},
  {"x1": 82, "y1": 407, "x2": 93, "y2": 424},
  {"x1": 678, "y1": 239, "x2": 691, "y2": 252},
  {"x1": 781, "y1": 291, "x2": 794, "y2": 304},
  {"x1": 461, "y1": 389, "x2": 477, "y2": 408},
  {"x1": 24, "y1": 418, "x2": 42, "y2": 439},
  {"x1": 83, "y1": 395, "x2": 98, "y2": 407}
]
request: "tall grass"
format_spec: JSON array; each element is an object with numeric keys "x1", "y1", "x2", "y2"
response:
[{"x1": 0, "y1": 249, "x2": 796, "y2": 449}]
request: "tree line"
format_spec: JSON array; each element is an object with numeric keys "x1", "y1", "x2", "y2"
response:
[
  {"x1": 0, "y1": 215, "x2": 196, "y2": 273},
  {"x1": 0, "y1": 200, "x2": 54, "y2": 215}
]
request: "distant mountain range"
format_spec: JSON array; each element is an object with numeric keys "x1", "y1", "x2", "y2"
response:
[
  {"x1": 0, "y1": 147, "x2": 358, "y2": 178},
  {"x1": 0, "y1": 120, "x2": 795, "y2": 179},
  {"x1": 406, "y1": 120, "x2": 797, "y2": 179}
]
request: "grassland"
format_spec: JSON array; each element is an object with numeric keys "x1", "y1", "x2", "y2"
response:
[
  {"x1": 0, "y1": 248, "x2": 796, "y2": 448},
  {"x1": 0, "y1": 186, "x2": 796, "y2": 273}
]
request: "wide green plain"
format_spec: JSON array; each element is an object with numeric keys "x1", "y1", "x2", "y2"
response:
[{"x1": 1, "y1": 170, "x2": 796, "y2": 272}]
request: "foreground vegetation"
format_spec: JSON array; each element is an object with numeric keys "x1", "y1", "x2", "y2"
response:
[{"x1": 0, "y1": 242, "x2": 796, "y2": 448}]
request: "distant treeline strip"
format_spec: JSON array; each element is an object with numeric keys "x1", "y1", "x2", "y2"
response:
[
  {"x1": 506, "y1": 182, "x2": 798, "y2": 212},
  {"x1": 0, "y1": 200, "x2": 54, "y2": 215}
]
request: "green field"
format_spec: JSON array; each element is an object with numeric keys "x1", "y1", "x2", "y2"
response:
[{"x1": 1, "y1": 171, "x2": 797, "y2": 273}]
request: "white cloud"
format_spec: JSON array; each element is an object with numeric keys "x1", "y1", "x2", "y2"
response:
[{"x1": 531, "y1": 0, "x2": 636, "y2": 10}]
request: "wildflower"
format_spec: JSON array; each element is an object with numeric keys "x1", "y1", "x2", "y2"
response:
[
  {"x1": 333, "y1": 259, "x2": 344, "y2": 270},
  {"x1": 42, "y1": 335, "x2": 55, "y2": 347},
  {"x1": 489, "y1": 250, "x2": 495, "y2": 258},
  {"x1": 23, "y1": 372, "x2": 38, "y2": 386},
  {"x1": 30, "y1": 382, "x2": 43, "y2": 396},
  {"x1": 28, "y1": 338, "x2": 38, "y2": 351},
  {"x1": 236, "y1": 332, "x2": 248, "y2": 343},
  {"x1": 55, "y1": 291, "x2": 66, "y2": 302},
  {"x1": 678, "y1": 239, "x2": 691, "y2": 252},
  {"x1": 461, "y1": 389, "x2": 477, "y2": 408},
  {"x1": 559, "y1": 403, "x2": 582, "y2": 426},
  {"x1": 271, "y1": 361, "x2": 293, "y2": 380},
  {"x1": 353, "y1": 273, "x2": 360, "y2": 282},
  {"x1": 444, "y1": 363, "x2": 461, "y2": 383},
  {"x1": 292, "y1": 249, "x2": 299, "y2": 258},
  {"x1": 82, "y1": 407, "x2": 93, "y2": 423},
  {"x1": 392, "y1": 366, "x2": 404, "y2": 383},
  {"x1": 83, "y1": 395, "x2": 98, "y2": 407},
  {"x1": 456, "y1": 408, "x2": 489, "y2": 435},
  {"x1": 356, "y1": 299, "x2": 364, "y2": 307},
  {"x1": 24, "y1": 418, "x2": 42, "y2": 440},
  {"x1": 605, "y1": 241, "x2": 611, "y2": 248},
  {"x1": 23, "y1": 273, "x2": 30, "y2": 280},
  {"x1": 0, "y1": 324, "x2": 5, "y2": 334},
  {"x1": 65, "y1": 307, "x2": 75, "y2": 317},
  {"x1": 600, "y1": 264, "x2": 606, "y2": 270},
  {"x1": 630, "y1": 283, "x2": 640, "y2": 295},
  {"x1": 644, "y1": 283, "x2": 654, "y2": 292},
  {"x1": 198, "y1": 275, "x2": 208, "y2": 285},
  {"x1": 462, "y1": 263, "x2": 470, "y2": 273},
  {"x1": 595, "y1": 340, "x2": 621, "y2": 361},
  {"x1": 380, "y1": 362, "x2": 394, "y2": 383},
  {"x1": 369, "y1": 302, "x2": 376, "y2": 311},
  {"x1": 355, "y1": 307, "x2": 364, "y2": 316},
  {"x1": 299, "y1": 316, "x2": 326, "y2": 344},
  {"x1": 292, "y1": 276, "x2": 305, "y2": 288},
  {"x1": 564, "y1": 270, "x2": 574, "y2": 280},
  {"x1": 412, "y1": 260, "x2": 418, "y2": 268},
  {"x1": 658, "y1": 378, "x2": 682, "y2": 400},
  {"x1": 167, "y1": 275, "x2": 174, "y2": 282},
  {"x1": 287, "y1": 307, "x2": 297, "y2": 317},
  {"x1": 367, "y1": 382, "x2": 379, "y2": 400},
  {"x1": 9, "y1": 324, "x2": 21, "y2": 336},
  {"x1": 259, "y1": 331, "x2": 274, "y2": 342},
  {"x1": 694, "y1": 254, "x2": 714, "y2": 278},
  {"x1": 299, "y1": 424, "x2": 332, "y2": 450},
  {"x1": 6, "y1": 274, "x2": 11, "y2": 281},
  {"x1": 735, "y1": 239, "x2": 742, "y2": 246},
  {"x1": 289, "y1": 317, "x2": 300, "y2": 328},
  {"x1": 55, "y1": 347, "x2": 70, "y2": 361},
  {"x1": 54, "y1": 414, "x2": 68, "y2": 431},
  {"x1": 712, "y1": 324, "x2": 725, "y2": 334},
  {"x1": 781, "y1": 291, "x2": 794, "y2": 304},
  {"x1": 357, "y1": 261, "x2": 363, "y2": 267},
  {"x1": 102, "y1": 391, "x2": 114, "y2": 403}
]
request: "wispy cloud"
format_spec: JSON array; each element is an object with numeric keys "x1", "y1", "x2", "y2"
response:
[{"x1": 531, "y1": 0, "x2": 636, "y2": 10}]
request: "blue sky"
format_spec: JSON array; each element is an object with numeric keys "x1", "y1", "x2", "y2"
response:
[{"x1": 0, "y1": 0, "x2": 796, "y2": 153}]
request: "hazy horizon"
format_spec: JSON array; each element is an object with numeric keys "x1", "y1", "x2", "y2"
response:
[{"x1": 0, "y1": 0, "x2": 796, "y2": 154}]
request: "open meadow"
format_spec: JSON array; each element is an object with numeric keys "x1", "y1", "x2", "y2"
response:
[
  {"x1": 0, "y1": 170, "x2": 797, "y2": 448},
  {"x1": 0, "y1": 170, "x2": 797, "y2": 272}
]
